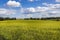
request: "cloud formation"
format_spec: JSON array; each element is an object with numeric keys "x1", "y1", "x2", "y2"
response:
[
  {"x1": 7, "y1": 0, "x2": 21, "y2": 7},
  {"x1": 56, "y1": 0, "x2": 60, "y2": 2},
  {"x1": 20, "y1": 2, "x2": 60, "y2": 17},
  {"x1": 43, "y1": 3, "x2": 60, "y2": 8},
  {"x1": 29, "y1": 0, "x2": 34, "y2": 2},
  {"x1": 28, "y1": 0, "x2": 39, "y2": 2},
  {"x1": 0, "y1": 0, "x2": 60, "y2": 18},
  {"x1": 0, "y1": 8, "x2": 16, "y2": 15}
]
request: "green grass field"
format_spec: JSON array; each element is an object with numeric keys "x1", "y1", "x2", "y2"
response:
[{"x1": 0, "y1": 20, "x2": 60, "y2": 40}]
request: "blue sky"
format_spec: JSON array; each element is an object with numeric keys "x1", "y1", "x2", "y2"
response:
[
  {"x1": 0, "y1": 0, "x2": 60, "y2": 18},
  {"x1": 0, "y1": 0, "x2": 56, "y2": 7}
]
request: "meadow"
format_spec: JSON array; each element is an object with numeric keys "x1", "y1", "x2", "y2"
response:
[{"x1": 0, "y1": 20, "x2": 60, "y2": 40}]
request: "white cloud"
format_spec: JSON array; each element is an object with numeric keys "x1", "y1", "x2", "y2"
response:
[
  {"x1": 3, "y1": 2, "x2": 60, "y2": 18},
  {"x1": 22, "y1": 6, "x2": 49, "y2": 13},
  {"x1": 27, "y1": 7, "x2": 35, "y2": 12},
  {"x1": 36, "y1": 7, "x2": 49, "y2": 12},
  {"x1": 28, "y1": 0, "x2": 39, "y2": 2},
  {"x1": 0, "y1": 8, "x2": 7, "y2": 14},
  {"x1": 43, "y1": 3, "x2": 60, "y2": 8},
  {"x1": 0, "y1": 8, "x2": 16, "y2": 15},
  {"x1": 7, "y1": 0, "x2": 21, "y2": 7},
  {"x1": 29, "y1": 0, "x2": 34, "y2": 2},
  {"x1": 20, "y1": 2, "x2": 60, "y2": 18},
  {"x1": 42, "y1": 3, "x2": 60, "y2": 16},
  {"x1": 56, "y1": 0, "x2": 60, "y2": 2},
  {"x1": 50, "y1": 11, "x2": 60, "y2": 14},
  {"x1": 20, "y1": 7, "x2": 36, "y2": 14}
]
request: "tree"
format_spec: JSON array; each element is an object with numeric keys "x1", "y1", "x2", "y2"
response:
[{"x1": 0, "y1": 17, "x2": 4, "y2": 21}]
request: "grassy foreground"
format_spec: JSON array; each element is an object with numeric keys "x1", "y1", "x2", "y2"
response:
[{"x1": 0, "y1": 20, "x2": 60, "y2": 40}]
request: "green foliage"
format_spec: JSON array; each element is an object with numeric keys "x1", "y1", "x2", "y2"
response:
[{"x1": 0, "y1": 20, "x2": 60, "y2": 40}]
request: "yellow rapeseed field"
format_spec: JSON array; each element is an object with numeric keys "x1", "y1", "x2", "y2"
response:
[{"x1": 0, "y1": 20, "x2": 60, "y2": 40}]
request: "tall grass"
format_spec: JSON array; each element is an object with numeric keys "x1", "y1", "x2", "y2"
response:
[{"x1": 0, "y1": 20, "x2": 60, "y2": 40}]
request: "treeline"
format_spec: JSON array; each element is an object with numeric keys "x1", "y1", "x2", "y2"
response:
[
  {"x1": 0, "y1": 17, "x2": 16, "y2": 21},
  {"x1": 24, "y1": 17, "x2": 60, "y2": 21},
  {"x1": 0, "y1": 17, "x2": 60, "y2": 21},
  {"x1": 24, "y1": 17, "x2": 40, "y2": 20}
]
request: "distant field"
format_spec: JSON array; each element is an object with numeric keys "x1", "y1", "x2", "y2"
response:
[{"x1": 0, "y1": 20, "x2": 60, "y2": 40}]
